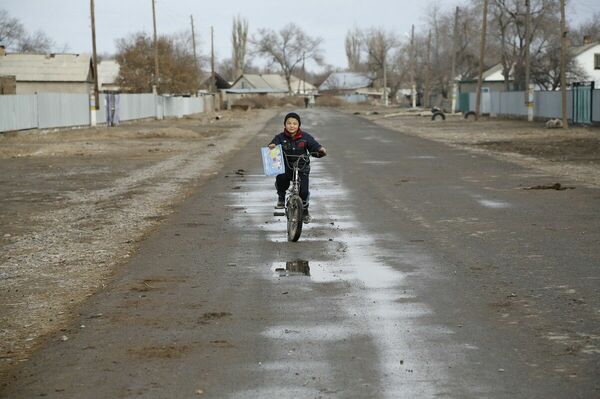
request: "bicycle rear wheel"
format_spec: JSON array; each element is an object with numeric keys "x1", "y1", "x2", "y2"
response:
[{"x1": 287, "y1": 196, "x2": 303, "y2": 242}]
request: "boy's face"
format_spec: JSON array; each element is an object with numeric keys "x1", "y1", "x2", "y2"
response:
[{"x1": 285, "y1": 118, "x2": 299, "y2": 134}]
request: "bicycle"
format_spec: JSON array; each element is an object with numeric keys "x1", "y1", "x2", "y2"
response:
[{"x1": 273, "y1": 153, "x2": 319, "y2": 242}]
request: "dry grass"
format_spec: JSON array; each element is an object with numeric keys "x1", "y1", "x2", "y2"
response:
[
  {"x1": 232, "y1": 95, "x2": 305, "y2": 109},
  {"x1": 316, "y1": 95, "x2": 344, "y2": 107}
]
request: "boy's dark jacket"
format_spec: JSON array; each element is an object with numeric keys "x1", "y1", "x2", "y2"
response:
[{"x1": 269, "y1": 129, "x2": 322, "y2": 173}]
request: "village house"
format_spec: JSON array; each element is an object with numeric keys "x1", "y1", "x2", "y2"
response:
[
  {"x1": 318, "y1": 72, "x2": 378, "y2": 102},
  {"x1": 571, "y1": 40, "x2": 600, "y2": 87},
  {"x1": 0, "y1": 47, "x2": 95, "y2": 94},
  {"x1": 459, "y1": 38, "x2": 600, "y2": 93},
  {"x1": 98, "y1": 60, "x2": 120, "y2": 92},
  {"x1": 228, "y1": 73, "x2": 317, "y2": 97}
]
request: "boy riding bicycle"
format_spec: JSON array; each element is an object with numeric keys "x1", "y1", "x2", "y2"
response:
[{"x1": 268, "y1": 112, "x2": 327, "y2": 223}]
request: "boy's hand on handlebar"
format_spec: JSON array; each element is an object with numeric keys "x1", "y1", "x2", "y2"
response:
[{"x1": 317, "y1": 147, "x2": 327, "y2": 157}]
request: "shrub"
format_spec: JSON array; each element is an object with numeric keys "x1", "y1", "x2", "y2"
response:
[
  {"x1": 316, "y1": 95, "x2": 343, "y2": 107},
  {"x1": 276, "y1": 96, "x2": 305, "y2": 107},
  {"x1": 231, "y1": 95, "x2": 306, "y2": 109}
]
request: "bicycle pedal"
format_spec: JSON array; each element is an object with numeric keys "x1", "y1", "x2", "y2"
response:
[{"x1": 273, "y1": 212, "x2": 285, "y2": 217}]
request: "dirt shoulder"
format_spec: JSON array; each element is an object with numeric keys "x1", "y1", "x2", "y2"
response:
[
  {"x1": 346, "y1": 106, "x2": 600, "y2": 188},
  {"x1": 0, "y1": 109, "x2": 277, "y2": 382}
]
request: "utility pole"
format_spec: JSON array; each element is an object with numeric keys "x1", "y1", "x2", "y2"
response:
[
  {"x1": 89, "y1": 0, "x2": 100, "y2": 127},
  {"x1": 302, "y1": 52, "x2": 306, "y2": 94},
  {"x1": 525, "y1": 0, "x2": 534, "y2": 121},
  {"x1": 210, "y1": 26, "x2": 215, "y2": 93},
  {"x1": 475, "y1": 0, "x2": 489, "y2": 121},
  {"x1": 383, "y1": 56, "x2": 388, "y2": 107},
  {"x1": 560, "y1": 0, "x2": 569, "y2": 128},
  {"x1": 424, "y1": 30, "x2": 432, "y2": 109},
  {"x1": 410, "y1": 24, "x2": 416, "y2": 108},
  {"x1": 190, "y1": 15, "x2": 198, "y2": 95},
  {"x1": 151, "y1": 0, "x2": 159, "y2": 94},
  {"x1": 451, "y1": 6, "x2": 459, "y2": 114}
]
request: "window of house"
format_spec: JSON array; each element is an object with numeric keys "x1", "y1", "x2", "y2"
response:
[{"x1": 595, "y1": 53, "x2": 600, "y2": 70}]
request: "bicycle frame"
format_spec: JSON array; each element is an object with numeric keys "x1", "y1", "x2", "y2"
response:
[{"x1": 274, "y1": 153, "x2": 313, "y2": 242}]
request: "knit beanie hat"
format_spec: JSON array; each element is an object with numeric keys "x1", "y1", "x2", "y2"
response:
[{"x1": 284, "y1": 112, "x2": 301, "y2": 126}]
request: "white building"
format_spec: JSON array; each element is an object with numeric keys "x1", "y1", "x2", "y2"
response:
[{"x1": 572, "y1": 41, "x2": 600, "y2": 86}]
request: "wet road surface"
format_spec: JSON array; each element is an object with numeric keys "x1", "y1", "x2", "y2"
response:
[{"x1": 2, "y1": 109, "x2": 599, "y2": 398}]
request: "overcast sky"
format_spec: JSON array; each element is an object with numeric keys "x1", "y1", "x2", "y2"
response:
[{"x1": 2, "y1": 0, "x2": 599, "y2": 71}]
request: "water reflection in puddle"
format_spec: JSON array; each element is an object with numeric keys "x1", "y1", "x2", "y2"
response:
[
  {"x1": 272, "y1": 260, "x2": 342, "y2": 282},
  {"x1": 275, "y1": 260, "x2": 310, "y2": 276}
]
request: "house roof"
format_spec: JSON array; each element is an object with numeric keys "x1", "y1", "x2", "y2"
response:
[
  {"x1": 98, "y1": 60, "x2": 119, "y2": 86},
  {"x1": 231, "y1": 74, "x2": 315, "y2": 92},
  {"x1": 0, "y1": 53, "x2": 93, "y2": 82},
  {"x1": 319, "y1": 72, "x2": 372, "y2": 91},
  {"x1": 571, "y1": 41, "x2": 600, "y2": 56},
  {"x1": 201, "y1": 73, "x2": 232, "y2": 90},
  {"x1": 482, "y1": 63, "x2": 505, "y2": 80}
]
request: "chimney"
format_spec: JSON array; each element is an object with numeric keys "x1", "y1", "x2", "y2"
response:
[
  {"x1": 583, "y1": 35, "x2": 592, "y2": 45},
  {"x1": 0, "y1": 45, "x2": 5, "y2": 57}
]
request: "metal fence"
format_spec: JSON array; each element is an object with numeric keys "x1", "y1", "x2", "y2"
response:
[
  {"x1": 593, "y1": 90, "x2": 600, "y2": 122},
  {"x1": 38, "y1": 93, "x2": 90, "y2": 129},
  {"x1": 0, "y1": 93, "x2": 215, "y2": 133},
  {"x1": 465, "y1": 90, "x2": 600, "y2": 122},
  {"x1": 120, "y1": 93, "x2": 156, "y2": 121},
  {"x1": 0, "y1": 94, "x2": 37, "y2": 131}
]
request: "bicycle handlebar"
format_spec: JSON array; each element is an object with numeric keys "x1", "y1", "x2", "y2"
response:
[{"x1": 283, "y1": 152, "x2": 322, "y2": 172}]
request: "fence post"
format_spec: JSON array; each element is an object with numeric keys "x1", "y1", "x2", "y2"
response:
[
  {"x1": 36, "y1": 93, "x2": 40, "y2": 129},
  {"x1": 90, "y1": 92, "x2": 97, "y2": 127},
  {"x1": 527, "y1": 84, "x2": 534, "y2": 122}
]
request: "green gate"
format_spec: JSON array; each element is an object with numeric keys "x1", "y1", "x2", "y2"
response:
[
  {"x1": 572, "y1": 82, "x2": 594, "y2": 124},
  {"x1": 459, "y1": 92, "x2": 470, "y2": 113}
]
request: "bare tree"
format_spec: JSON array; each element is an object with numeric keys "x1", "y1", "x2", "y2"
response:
[
  {"x1": 17, "y1": 29, "x2": 55, "y2": 53},
  {"x1": 232, "y1": 16, "x2": 248, "y2": 80},
  {"x1": 0, "y1": 9, "x2": 24, "y2": 50},
  {"x1": 490, "y1": 0, "x2": 560, "y2": 90},
  {"x1": 1, "y1": 9, "x2": 55, "y2": 53},
  {"x1": 345, "y1": 28, "x2": 362, "y2": 71},
  {"x1": 251, "y1": 23, "x2": 323, "y2": 93},
  {"x1": 570, "y1": 12, "x2": 600, "y2": 45},
  {"x1": 362, "y1": 28, "x2": 399, "y2": 87}
]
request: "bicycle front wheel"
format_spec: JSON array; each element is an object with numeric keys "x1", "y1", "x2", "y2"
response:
[{"x1": 287, "y1": 196, "x2": 303, "y2": 242}]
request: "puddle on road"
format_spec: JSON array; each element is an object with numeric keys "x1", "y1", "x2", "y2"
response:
[
  {"x1": 274, "y1": 260, "x2": 310, "y2": 276},
  {"x1": 271, "y1": 260, "x2": 343, "y2": 282},
  {"x1": 477, "y1": 199, "x2": 512, "y2": 209},
  {"x1": 227, "y1": 161, "x2": 469, "y2": 396}
]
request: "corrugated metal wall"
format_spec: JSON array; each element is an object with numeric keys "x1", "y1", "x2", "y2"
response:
[
  {"x1": 37, "y1": 93, "x2": 90, "y2": 129},
  {"x1": 97, "y1": 93, "x2": 107, "y2": 123},
  {"x1": 535, "y1": 91, "x2": 562, "y2": 119},
  {"x1": 1, "y1": 93, "x2": 226, "y2": 133},
  {"x1": 593, "y1": 90, "x2": 600, "y2": 122},
  {"x1": 120, "y1": 93, "x2": 155, "y2": 121},
  {"x1": 463, "y1": 90, "x2": 582, "y2": 121},
  {"x1": 0, "y1": 95, "x2": 37, "y2": 132}
]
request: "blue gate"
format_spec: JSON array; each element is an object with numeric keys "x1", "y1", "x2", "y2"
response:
[{"x1": 572, "y1": 81, "x2": 594, "y2": 124}]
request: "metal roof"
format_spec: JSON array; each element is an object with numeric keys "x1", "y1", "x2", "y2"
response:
[
  {"x1": 98, "y1": 60, "x2": 119, "y2": 86},
  {"x1": 319, "y1": 72, "x2": 372, "y2": 91},
  {"x1": 225, "y1": 88, "x2": 288, "y2": 94},
  {"x1": 231, "y1": 74, "x2": 315, "y2": 92},
  {"x1": 0, "y1": 53, "x2": 92, "y2": 82}
]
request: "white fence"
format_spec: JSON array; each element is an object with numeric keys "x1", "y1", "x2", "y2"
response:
[{"x1": 0, "y1": 93, "x2": 216, "y2": 133}]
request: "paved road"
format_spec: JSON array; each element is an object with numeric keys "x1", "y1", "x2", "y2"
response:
[{"x1": 2, "y1": 109, "x2": 599, "y2": 398}]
